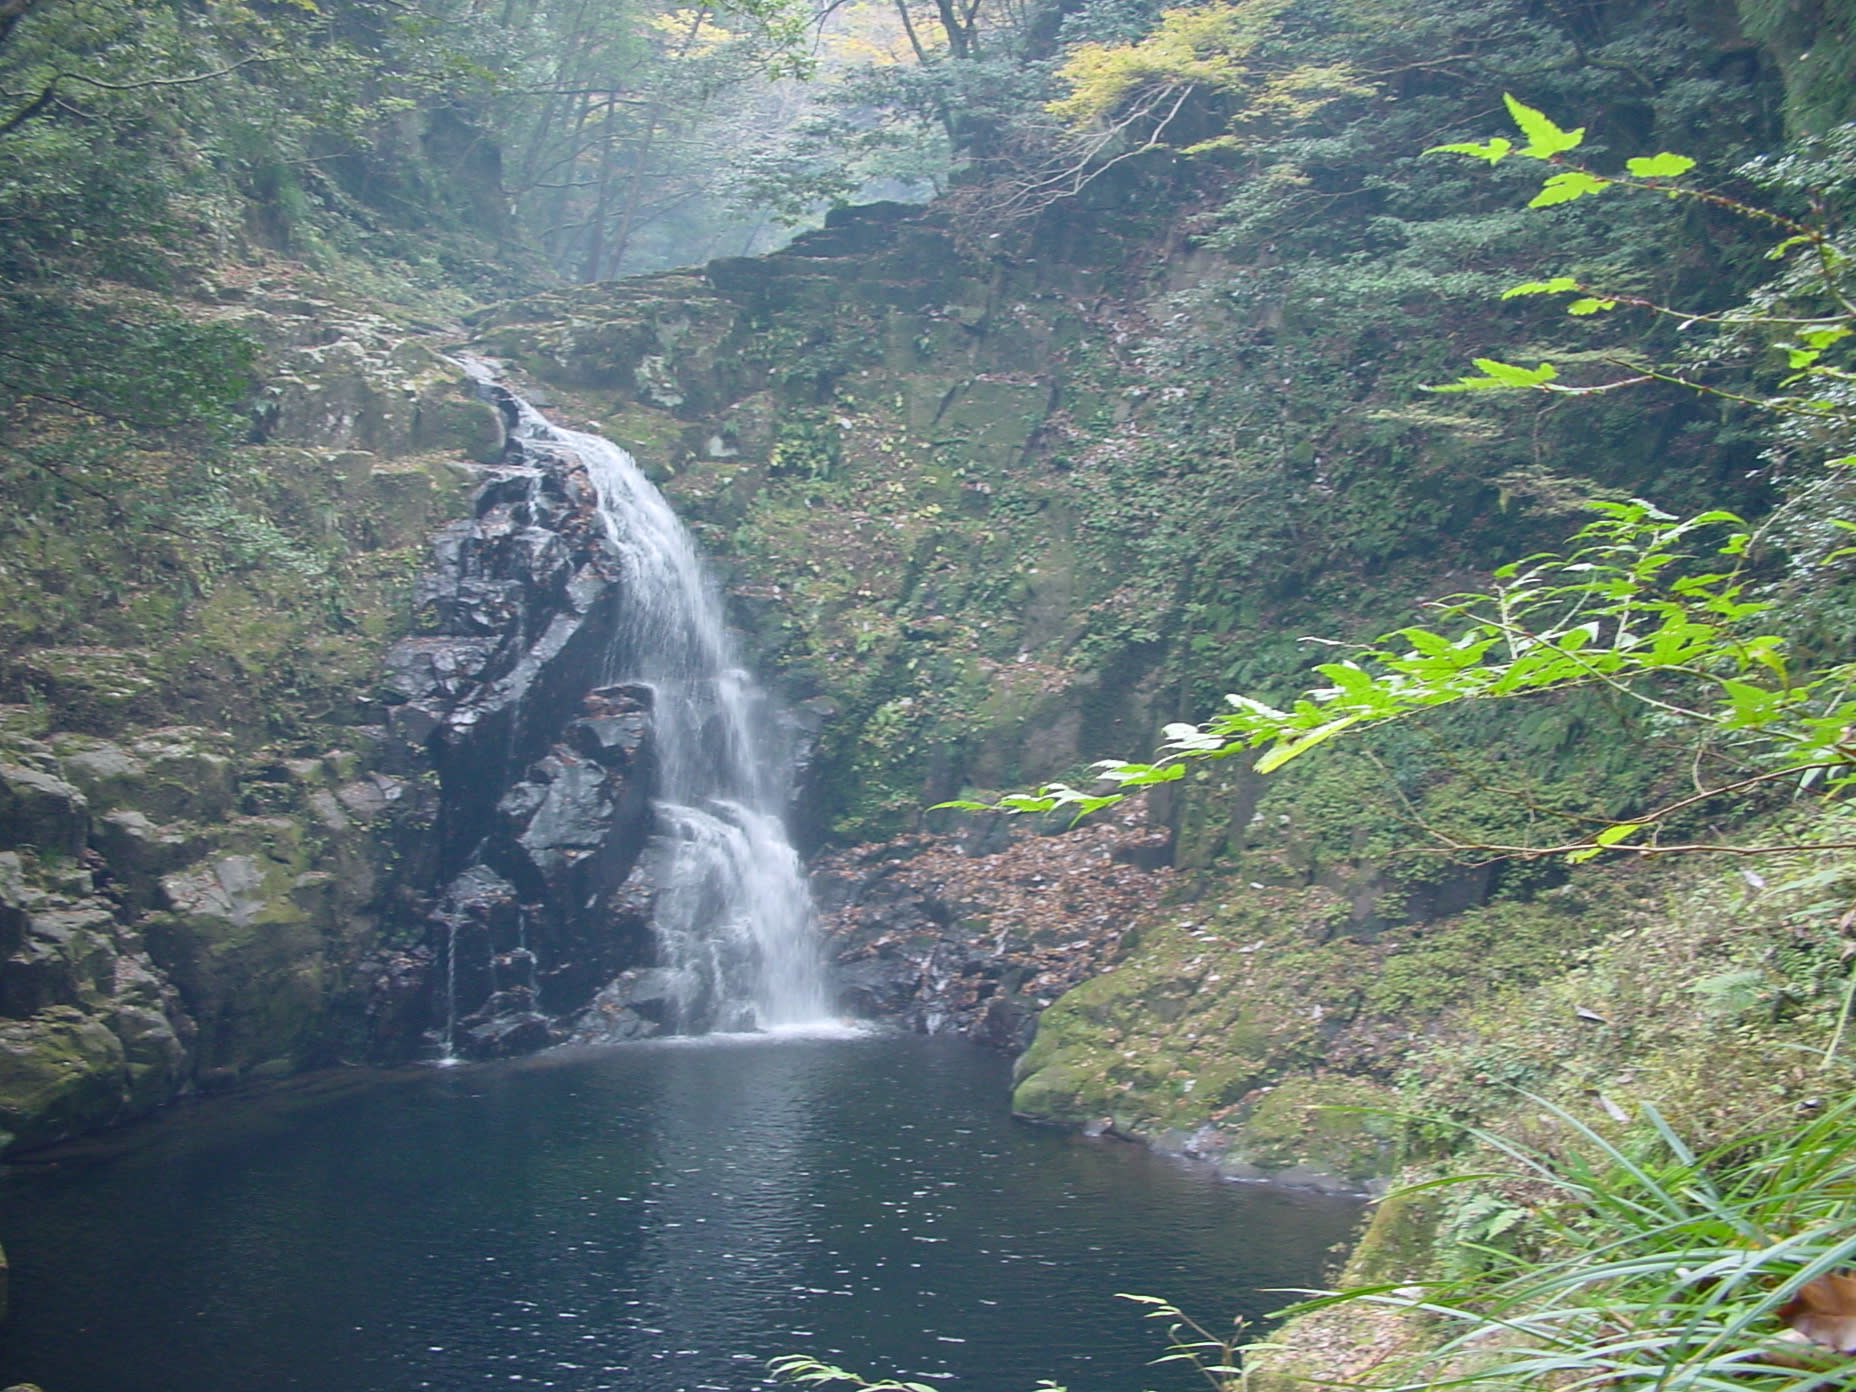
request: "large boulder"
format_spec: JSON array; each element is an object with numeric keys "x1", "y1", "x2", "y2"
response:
[
  {"x1": 0, "y1": 762, "x2": 87, "y2": 860},
  {"x1": 51, "y1": 728, "x2": 237, "y2": 823},
  {"x1": 0, "y1": 1006, "x2": 130, "y2": 1150}
]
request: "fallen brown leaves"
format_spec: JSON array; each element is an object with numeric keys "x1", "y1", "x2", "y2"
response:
[
  {"x1": 1779, "y1": 1272, "x2": 1856, "y2": 1356},
  {"x1": 811, "y1": 803, "x2": 1173, "y2": 1043}
]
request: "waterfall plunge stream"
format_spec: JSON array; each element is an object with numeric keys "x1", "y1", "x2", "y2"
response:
[{"x1": 498, "y1": 375, "x2": 831, "y2": 1035}]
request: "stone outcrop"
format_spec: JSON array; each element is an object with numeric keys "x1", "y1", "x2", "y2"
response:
[
  {"x1": 0, "y1": 286, "x2": 500, "y2": 1150},
  {"x1": 0, "y1": 730, "x2": 418, "y2": 1149},
  {"x1": 376, "y1": 386, "x2": 666, "y2": 1058}
]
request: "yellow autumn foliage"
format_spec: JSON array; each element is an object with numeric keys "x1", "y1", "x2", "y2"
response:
[
  {"x1": 1047, "y1": 0, "x2": 1368, "y2": 140},
  {"x1": 649, "y1": 8, "x2": 734, "y2": 50}
]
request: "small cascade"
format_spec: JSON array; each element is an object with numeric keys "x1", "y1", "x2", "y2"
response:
[
  {"x1": 490, "y1": 379, "x2": 830, "y2": 1035},
  {"x1": 441, "y1": 916, "x2": 459, "y2": 1064}
]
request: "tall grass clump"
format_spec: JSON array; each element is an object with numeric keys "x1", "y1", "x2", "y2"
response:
[{"x1": 1282, "y1": 1094, "x2": 1856, "y2": 1392}]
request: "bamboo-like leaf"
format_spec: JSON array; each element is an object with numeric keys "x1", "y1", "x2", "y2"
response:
[
  {"x1": 1592, "y1": 821, "x2": 1645, "y2": 847},
  {"x1": 1254, "y1": 715, "x2": 1361, "y2": 773}
]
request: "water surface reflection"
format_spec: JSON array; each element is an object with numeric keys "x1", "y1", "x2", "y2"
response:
[{"x1": 0, "y1": 1033, "x2": 1362, "y2": 1392}]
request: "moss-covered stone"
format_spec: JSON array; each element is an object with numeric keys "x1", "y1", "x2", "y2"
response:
[
  {"x1": 1245, "y1": 1190, "x2": 1438, "y2": 1392},
  {"x1": 0, "y1": 279, "x2": 487, "y2": 1148},
  {"x1": 0, "y1": 1005, "x2": 129, "y2": 1150},
  {"x1": 11, "y1": 650, "x2": 164, "y2": 733},
  {"x1": 1345, "y1": 1188, "x2": 1441, "y2": 1287},
  {"x1": 145, "y1": 823, "x2": 329, "y2": 1076},
  {"x1": 1732, "y1": 0, "x2": 1856, "y2": 133},
  {"x1": 1230, "y1": 1075, "x2": 1401, "y2": 1187},
  {"x1": 1010, "y1": 886, "x2": 1358, "y2": 1136}
]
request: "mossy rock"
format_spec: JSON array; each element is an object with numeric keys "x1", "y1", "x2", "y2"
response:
[
  {"x1": 0, "y1": 1006, "x2": 129, "y2": 1150},
  {"x1": 359, "y1": 453, "x2": 483, "y2": 539},
  {"x1": 92, "y1": 811, "x2": 210, "y2": 913},
  {"x1": 52, "y1": 728, "x2": 236, "y2": 824},
  {"x1": 144, "y1": 820, "x2": 331, "y2": 1076},
  {"x1": 49, "y1": 734, "x2": 145, "y2": 812},
  {"x1": 3, "y1": 902, "x2": 119, "y2": 1018},
  {"x1": 1243, "y1": 1188, "x2": 1439, "y2": 1392},
  {"x1": 931, "y1": 379, "x2": 1053, "y2": 468},
  {"x1": 1342, "y1": 1187, "x2": 1440, "y2": 1287},
  {"x1": 1231, "y1": 1075, "x2": 1401, "y2": 1187},
  {"x1": 1010, "y1": 896, "x2": 1350, "y2": 1131},
  {"x1": 411, "y1": 387, "x2": 505, "y2": 464},
  {"x1": 12, "y1": 649, "x2": 163, "y2": 735}
]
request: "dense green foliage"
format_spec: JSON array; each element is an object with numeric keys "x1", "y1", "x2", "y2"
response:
[
  {"x1": 951, "y1": 91, "x2": 1856, "y2": 869},
  {"x1": 0, "y1": 0, "x2": 825, "y2": 682}
]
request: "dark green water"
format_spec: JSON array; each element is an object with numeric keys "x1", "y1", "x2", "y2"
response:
[{"x1": 0, "y1": 1032, "x2": 1360, "y2": 1392}]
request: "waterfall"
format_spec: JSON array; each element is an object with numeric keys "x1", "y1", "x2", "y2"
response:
[{"x1": 500, "y1": 390, "x2": 831, "y2": 1035}]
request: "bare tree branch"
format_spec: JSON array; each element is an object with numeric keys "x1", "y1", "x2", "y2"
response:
[
  {"x1": 1, "y1": 52, "x2": 279, "y2": 137},
  {"x1": 946, "y1": 83, "x2": 1193, "y2": 235}
]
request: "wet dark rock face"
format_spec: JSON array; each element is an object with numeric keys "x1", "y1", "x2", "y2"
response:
[{"x1": 377, "y1": 399, "x2": 660, "y2": 1059}]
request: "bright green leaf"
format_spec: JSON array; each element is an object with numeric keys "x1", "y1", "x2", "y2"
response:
[
  {"x1": 1427, "y1": 358, "x2": 1561, "y2": 392},
  {"x1": 1530, "y1": 170, "x2": 1611, "y2": 208},
  {"x1": 1504, "y1": 93, "x2": 1584, "y2": 158},
  {"x1": 1624, "y1": 152, "x2": 1695, "y2": 178},
  {"x1": 1593, "y1": 821, "x2": 1646, "y2": 847},
  {"x1": 1254, "y1": 716, "x2": 1362, "y2": 774},
  {"x1": 1427, "y1": 137, "x2": 1513, "y2": 164},
  {"x1": 1502, "y1": 277, "x2": 1580, "y2": 299}
]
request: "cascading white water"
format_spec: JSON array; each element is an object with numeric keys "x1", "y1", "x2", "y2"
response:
[{"x1": 505, "y1": 393, "x2": 831, "y2": 1033}]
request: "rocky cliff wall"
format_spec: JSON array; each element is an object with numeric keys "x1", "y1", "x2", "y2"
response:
[{"x1": 0, "y1": 280, "x2": 502, "y2": 1149}]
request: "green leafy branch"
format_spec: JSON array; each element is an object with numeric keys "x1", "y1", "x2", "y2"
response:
[
  {"x1": 948, "y1": 102, "x2": 1856, "y2": 862},
  {"x1": 1423, "y1": 95, "x2": 1854, "y2": 452},
  {"x1": 948, "y1": 500, "x2": 1856, "y2": 860}
]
